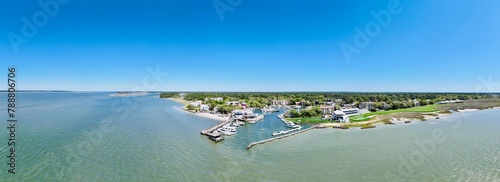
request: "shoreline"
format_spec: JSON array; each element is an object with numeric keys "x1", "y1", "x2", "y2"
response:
[
  {"x1": 110, "y1": 92, "x2": 148, "y2": 97},
  {"x1": 178, "y1": 107, "x2": 229, "y2": 122},
  {"x1": 164, "y1": 96, "x2": 500, "y2": 129},
  {"x1": 320, "y1": 107, "x2": 500, "y2": 129},
  {"x1": 166, "y1": 98, "x2": 191, "y2": 105},
  {"x1": 167, "y1": 98, "x2": 229, "y2": 122}
]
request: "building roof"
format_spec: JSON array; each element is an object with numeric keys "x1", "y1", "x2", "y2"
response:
[
  {"x1": 342, "y1": 108, "x2": 359, "y2": 112},
  {"x1": 320, "y1": 106, "x2": 335, "y2": 109},
  {"x1": 333, "y1": 111, "x2": 345, "y2": 115}
]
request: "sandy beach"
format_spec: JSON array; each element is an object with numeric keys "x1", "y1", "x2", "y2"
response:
[
  {"x1": 166, "y1": 98, "x2": 191, "y2": 105},
  {"x1": 166, "y1": 98, "x2": 229, "y2": 121},
  {"x1": 174, "y1": 107, "x2": 229, "y2": 122},
  {"x1": 190, "y1": 111, "x2": 229, "y2": 122},
  {"x1": 457, "y1": 109, "x2": 479, "y2": 112}
]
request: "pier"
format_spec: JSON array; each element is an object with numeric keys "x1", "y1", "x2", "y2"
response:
[
  {"x1": 246, "y1": 125, "x2": 318, "y2": 150},
  {"x1": 277, "y1": 114, "x2": 292, "y2": 125},
  {"x1": 200, "y1": 118, "x2": 235, "y2": 136}
]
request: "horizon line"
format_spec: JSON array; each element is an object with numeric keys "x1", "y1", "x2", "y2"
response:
[{"x1": 3, "y1": 90, "x2": 500, "y2": 94}]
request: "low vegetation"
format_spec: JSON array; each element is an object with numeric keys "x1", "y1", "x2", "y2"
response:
[{"x1": 350, "y1": 105, "x2": 439, "y2": 122}]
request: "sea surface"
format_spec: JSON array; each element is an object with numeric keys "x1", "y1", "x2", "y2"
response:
[{"x1": 1, "y1": 93, "x2": 499, "y2": 181}]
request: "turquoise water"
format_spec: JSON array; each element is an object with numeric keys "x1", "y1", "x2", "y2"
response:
[{"x1": 1, "y1": 93, "x2": 499, "y2": 181}]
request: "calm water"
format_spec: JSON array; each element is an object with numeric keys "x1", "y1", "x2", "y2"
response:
[{"x1": 1, "y1": 93, "x2": 499, "y2": 181}]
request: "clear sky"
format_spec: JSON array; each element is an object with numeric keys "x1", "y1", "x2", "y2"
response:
[{"x1": 1, "y1": 0, "x2": 500, "y2": 92}]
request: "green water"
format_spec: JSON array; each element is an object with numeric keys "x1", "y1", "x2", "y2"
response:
[{"x1": 1, "y1": 93, "x2": 499, "y2": 181}]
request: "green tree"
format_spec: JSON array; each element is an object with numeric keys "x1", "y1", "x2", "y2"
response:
[{"x1": 290, "y1": 109, "x2": 301, "y2": 118}]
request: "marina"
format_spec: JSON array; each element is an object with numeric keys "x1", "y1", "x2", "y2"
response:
[{"x1": 199, "y1": 108, "x2": 313, "y2": 148}]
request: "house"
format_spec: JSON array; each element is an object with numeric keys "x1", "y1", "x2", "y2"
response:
[
  {"x1": 209, "y1": 97, "x2": 224, "y2": 102},
  {"x1": 411, "y1": 99, "x2": 420, "y2": 107},
  {"x1": 200, "y1": 104, "x2": 210, "y2": 112},
  {"x1": 438, "y1": 100, "x2": 464, "y2": 104},
  {"x1": 324, "y1": 101, "x2": 335, "y2": 106},
  {"x1": 320, "y1": 105, "x2": 335, "y2": 115},
  {"x1": 358, "y1": 102, "x2": 373, "y2": 110},
  {"x1": 232, "y1": 109, "x2": 254, "y2": 119},
  {"x1": 190, "y1": 101, "x2": 203, "y2": 107},
  {"x1": 226, "y1": 101, "x2": 240, "y2": 106},
  {"x1": 272, "y1": 100, "x2": 289, "y2": 106},
  {"x1": 295, "y1": 100, "x2": 309, "y2": 106},
  {"x1": 332, "y1": 111, "x2": 349, "y2": 123}
]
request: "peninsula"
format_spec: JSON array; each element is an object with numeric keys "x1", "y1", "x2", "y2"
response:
[{"x1": 161, "y1": 92, "x2": 500, "y2": 129}]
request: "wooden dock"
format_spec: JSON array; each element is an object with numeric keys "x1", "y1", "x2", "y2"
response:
[
  {"x1": 246, "y1": 125, "x2": 318, "y2": 150},
  {"x1": 200, "y1": 118, "x2": 235, "y2": 135}
]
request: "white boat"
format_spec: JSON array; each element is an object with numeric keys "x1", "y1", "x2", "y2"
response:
[
  {"x1": 272, "y1": 126, "x2": 303, "y2": 136},
  {"x1": 262, "y1": 107, "x2": 279, "y2": 113},
  {"x1": 272, "y1": 131, "x2": 286, "y2": 136},
  {"x1": 217, "y1": 126, "x2": 237, "y2": 135},
  {"x1": 285, "y1": 122, "x2": 300, "y2": 129}
]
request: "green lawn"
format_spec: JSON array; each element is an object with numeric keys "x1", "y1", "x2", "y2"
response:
[
  {"x1": 287, "y1": 105, "x2": 440, "y2": 123},
  {"x1": 287, "y1": 117, "x2": 326, "y2": 124},
  {"x1": 350, "y1": 105, "x2": 439, "y2": 122}
]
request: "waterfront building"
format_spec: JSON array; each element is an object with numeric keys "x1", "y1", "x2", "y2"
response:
[
  {"x1": 332, "y1": 111, "x2": 349, "y2": 123},
  {"x1": 342, "y1": 108, "x2": 360, "y2": 116},
  {"x1": 200, "y1": 104, "x2": 210, "y2": 112},
  {"x1": 190, "y1": 100, "x2": 203, "y2": 107},
  {"x1": 320, "y1": 105, "x2": 335, "y2": 115}
]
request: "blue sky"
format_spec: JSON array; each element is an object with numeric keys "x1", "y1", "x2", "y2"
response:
[{"x1": 1, "y1": 0, "x2": 500, "y2": 92}]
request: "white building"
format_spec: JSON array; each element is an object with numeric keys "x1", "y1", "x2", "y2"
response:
[
  {"x1": 332, "y1": 111, "x2": 349, "y2": 123},
  {"x1": 226, "y1": 101, "x2": 240, "y2": 106},
  {"x1": 272, "y1": 100, "x2": 289, "y2": 106},
  {"x1": 232, "y1": 109, "x2": 254, "y2": 119},
  {"x1": 331, "y1": 108, "x2": 360, "y2": 123},
  {"x1": 200, "y1": 104, "x2": 210, "y2": 112},
  {"x1": 190, "y1": 101, "x2": 203, "y2": 107},
  {"x1": 342, "y1": 108, "x2": 360, "y2": 116},
  {"x1": 210, "y1": 97, "x2": 224, "y2": 102}
]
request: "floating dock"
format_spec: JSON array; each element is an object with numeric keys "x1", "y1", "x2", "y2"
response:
[{"x1": 246, "y1": 125, "x2": 318, "y2": 150}]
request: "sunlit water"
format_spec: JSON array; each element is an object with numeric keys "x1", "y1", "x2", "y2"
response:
[{"x1": 0, "y1": 93, "x2": 499, "y2": 181}]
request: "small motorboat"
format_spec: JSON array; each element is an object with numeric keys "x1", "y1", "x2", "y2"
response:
[{"x1": 272, "y1": 131, "x2": 286, "y2": 136}]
